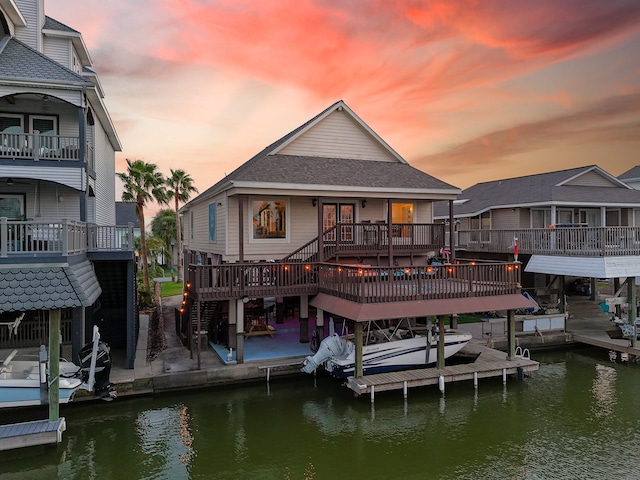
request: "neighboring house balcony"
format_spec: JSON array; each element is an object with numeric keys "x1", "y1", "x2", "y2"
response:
[
  {"x1": 0, "y1": 130, "x2": 94, "y2": 170},
  {"x1": 0, "y1": 217, "x2": 135, "y2": 259},
  {"x1": 455, "y1": 226, "x2": 640, "y2": 257}
]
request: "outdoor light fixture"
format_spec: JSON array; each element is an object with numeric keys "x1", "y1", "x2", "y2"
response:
[
  {"x1": 361, "y1": 199, "x2": 367, "y2": 208},
  {"x1": 312, "y1": 198, "x2": 317, "y2": 207}
]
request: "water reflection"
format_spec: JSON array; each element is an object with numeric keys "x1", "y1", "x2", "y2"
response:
[
  {"x1": 590, "y1": 364, "x2": 617, "y2": 419},
  {"x1": 2, "y1": 348, "x2": 640, "y2": 479}
]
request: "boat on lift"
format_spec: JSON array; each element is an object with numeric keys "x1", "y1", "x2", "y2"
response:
[
  {"x1": 0, "y1": 325, "x2": 116, "y2": 409},
  {"x1": 301, "y1": 318, "x2": 472, "y2": 379}
]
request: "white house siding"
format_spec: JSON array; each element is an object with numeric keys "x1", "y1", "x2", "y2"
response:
[
  {"x1": 565, "y1": 171, "x2": 617, "y2": 187},
  {"x1": 492, "y1": 208, "x2": 519, "y2": 229},
  {"x1": 93, "y1": 120, "x2": 115, "y2": 225},
  {"x1": 414, "y1": 201, "x2": 433, "y2": 223},
  {"x1": 43, "y1": 35, "x2": 71, "y2": 68},
  {"x1": 13, "y1": 0, "x2": 39, "y2": 50},
  {"x1": 277, "y1": 111, "x2": 396, "y2": 162}
]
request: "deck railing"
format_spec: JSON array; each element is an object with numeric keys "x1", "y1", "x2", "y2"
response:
[
  {"x1": 283, "y1": 222, "x2": 446, "y2": 262},
  {"x1": 456, "y1": 227, "x2": 640, "y2": 257},
  {"x1": 0, "y1": 131, "x2": 85, "y2": 161},
  {"x1": 186, "y1": 260, "x2": 521, "y2": 303},
  {"x1": 0, "y1": 218, "x2": 135, "y2": 257}
]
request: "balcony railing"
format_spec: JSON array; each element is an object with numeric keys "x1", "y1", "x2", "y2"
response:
[
  {"x1": 0, "y1": 131, "x2": 93, "y2": 167},
  {"x1": 456, "y1": 227, "x2": 640, "y2": 257},
  {"x1": 186, "y1": 260, "x2": 521, "y2": 303},
  {"x1": 284, "y1": 222, "x2": 445, "y2": 262},
  {"x1": 0, "y1": 218, "x2": 135, "y2": 257}
]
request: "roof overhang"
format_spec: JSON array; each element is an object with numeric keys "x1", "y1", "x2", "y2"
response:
[
  {"x1": 310, "y1": 293, "x2": 535, "y2": 322},
  {"x1": 525, "y1": 255, "x2": 640, "y2": 278},
  {"x1": 0, "y1": 0, "x2": 26, "y2": 27},
  {"x1": 0, "y1": 260, "x2": 102, "y2": 313}
]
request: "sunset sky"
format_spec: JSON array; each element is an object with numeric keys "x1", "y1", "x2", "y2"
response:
[{"x1": 47, "y1": 0, "x2": 640, "y2": 204}]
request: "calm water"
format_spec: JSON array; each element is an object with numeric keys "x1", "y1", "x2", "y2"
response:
[{"x1": 2, "y1": 347, "x2": 640, "y2": 480}]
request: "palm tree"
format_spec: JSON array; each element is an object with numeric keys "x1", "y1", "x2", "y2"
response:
[
  {"x1": 151, "y1": 208, "x2": 177, "y2": 267},
  {"x1": 117, "y1": 159, "x2": 167, "y2": 294},
  {"x1": 166, "y1": 169, "x2": 198, "y2": 282}
]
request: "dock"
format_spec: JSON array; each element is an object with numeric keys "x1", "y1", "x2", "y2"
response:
[
  {"x1": 346, "y1": 340, "x2": 539, "y2": 401},
  {"x1": 0, "y1": 418, "x2": 66, "y2": 451}
]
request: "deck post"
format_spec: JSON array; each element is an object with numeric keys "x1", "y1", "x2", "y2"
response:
[
  {"x1": 48, "y1": 309, "x2": 61, "y2": 422},
  {"x1": 628, "y1": 277, "x2": 637, "y2": 348},
  {"x1": 437, "y1": 316, "x2": 445, "y2": 369},
  {"x1": 196, "y1": 300, "x2": 201, "y2": 370},
  {"x1": 235, "y1": 299, "x2": 244, "y2": 363},
  {"x1": 507, "y1": 309, "x2": 516, "y2": 360},
  {"x1": 300, "y1": 295, "x2": 310, "y2": 343},
  {"x1": 355, "y1": 321, "x2": 364, "y2": 377}
]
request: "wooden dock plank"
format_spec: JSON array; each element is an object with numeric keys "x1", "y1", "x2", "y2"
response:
[{"x1": 346, "y1": 342, "x2": 539, "y2": 397}]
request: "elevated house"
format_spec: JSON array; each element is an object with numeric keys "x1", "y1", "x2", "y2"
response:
[
  {"x1": 180, "y1": 100, "x2": 531, "y2": 365},
  {"x1": 434, "y1": 165, "x2": 640, "y2": 328},
  {"x1": 0, "y1": 0, "x2": 138, "y2": 367}
]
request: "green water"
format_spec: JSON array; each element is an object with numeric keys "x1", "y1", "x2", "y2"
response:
[{"x1": 2, "y1": 347, "x2": 640, "y2": 480}]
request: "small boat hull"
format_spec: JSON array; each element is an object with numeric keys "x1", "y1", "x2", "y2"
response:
[
  {"x1": 325, "y1": 333, "x2": 472, "y2": 379},
  {"x1": 302, "y1": 328, "x2": 472, "y2": 379}
]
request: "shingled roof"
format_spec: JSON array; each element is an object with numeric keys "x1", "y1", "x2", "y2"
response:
[
  {"x1": 188, "y1": 100, "x2": 459, "y2": 205},
  {"x1": 434, "y1": 165, "x2": 640, "y2": 218},
  {"x1": 0, "y1": 260, "x2": 102, "y2": 313},
  {"x1": 0, "y1": 36, "x2": 90, "y2": 86}
]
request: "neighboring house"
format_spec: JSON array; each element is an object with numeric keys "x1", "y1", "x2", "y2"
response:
[
  {"x1": 618, "y1": 166, "x2": 640, "y2": 190},
  {"x1": 434, "y1": 165, "x2": 640, "y2": 306},
  {"x1": 180, "y1": 100, "x2": 531, "y2": 363},
  {"x1": 0, "y1": 0, "x2": 138, "y2": 368},
  {"x1": 115, "y1": 201, "x2": 141, "y2": 248}
]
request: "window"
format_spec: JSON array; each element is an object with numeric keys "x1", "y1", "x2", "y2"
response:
[
  {"x1": 208, "y1": 203, "x2": 217, "y2": 242},
  {"x1": 252, "y1": 199, "x2": 287, "y2": 240},
  {"x1": 605, "y1": 209, "x2": 620, "y2": 227},
  {"x1": 531, "y1": 209, "x2": 551, "y2": 228},
  {"x1": 0, "y1": 194, "x2": 25, "y2": 220}
]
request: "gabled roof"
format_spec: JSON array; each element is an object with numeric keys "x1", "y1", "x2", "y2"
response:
[
  {"x1": 434, "y1": 165, "x2": 640, "y2": 218},
  {"x1": 0, "y1": 36, "x2": 90, "y2": 87},
  {"x1": 619, "y1": 166, "x2": 640, "y2": 182},
  {"x1": 43, "y1": 15, "x2": 92, "y2": 66},
  {"x1": 187, "y1": 100, "x2": 459, "y2": 207}
]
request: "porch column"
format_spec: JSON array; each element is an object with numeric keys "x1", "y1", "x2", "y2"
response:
[
  {"x1": 49, "y1": 309, "x2": 61, "y2": 421},
  {"x1": 590, "y1": 277, "x2": 596, "y2": 301},
  {"x1": 507, "y1": 309, "x2": 516, "y2": 360},
  {"x1": 550, "y1": 205, "x2": 557, "y2": 226},
  {"x1": 354, "y1": 321, "x2": 364, "y2": 377},
  {"x1": 235, "y1": 299, "x2": 245, "y2": 363},
  {"x1": 600, "y1": 206, "x2": 606, "y2": 227},
  {"x1": 558, "y1": 276, "x2": 566, "y2": 314},
  {"x1": 300, "y1": 295, "x2": 310, "y2": 343},
  {"x1": 196, "y1": 300, "x2": 202, "y2": 369},
  {"x1": 276, "y1": 297, "x2": 284, "y2": 324},
  {"x1": 449, "y1": 200, "x2": 455, "y2": 262},
  {"x1": 387, "y1": 199, "x2": 393, "y2": 266},
  {"x1": 126, "y1": 257, "x2": 136, "y2": 368},
  {"x1": 238, "y1": 195, "x2": 244, "y2": 262},
  {"x1": 437, "y1": 316, "x2": 445, "y2": 369},
  {"x1": 317, "y1": 198, "x2": 324, "y2": 262},
  {"x1": 78, "y1": 104, "x2": 87, "y2": 222},
  {"x1": 628, "y1": 277, "x2": 637, "y2": 348},
  {"x1": 228, "y1": 300, "x2": 237, "y2": 350}
]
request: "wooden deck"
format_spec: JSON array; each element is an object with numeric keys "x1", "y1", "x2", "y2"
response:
[
  {"x1": 346, "y1": 340, "x2": 539, "y2": 400},
  {"x1": 572, "y1": 334, "x2": 640, "y2": 357},
  {"x1": 0, "y1": 418, "x2": 66, "y2": 451}
]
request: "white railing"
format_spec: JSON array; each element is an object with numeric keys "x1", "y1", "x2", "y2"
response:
[
  {"x1": 0, "y1": 218, "x2": 135, "y2": 257},
  {"x1": 0, "y1": 131, "x2": 82, "y2": 161},
  {"x1": 456, "y1": 227, "x2": 640, "y2": 257}
]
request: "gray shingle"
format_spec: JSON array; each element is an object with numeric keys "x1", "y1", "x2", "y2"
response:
[{"x1": 0, "y1": 260, "x2": 102, "y2": 313}]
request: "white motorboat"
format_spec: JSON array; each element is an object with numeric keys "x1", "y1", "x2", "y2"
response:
[
  {"x1": 0, "y1": 326, "x2": 116, "y2": 409},
  {"x1": 301, "y1": 319, "x2": 472, "y2": 379}
]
